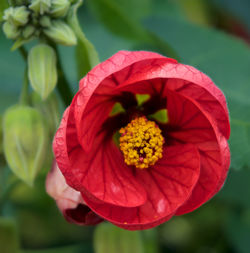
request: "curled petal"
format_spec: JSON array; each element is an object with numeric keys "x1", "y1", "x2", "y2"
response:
[
  {"x1": 115, "y1": 61, "x2": 230, "y2": 139},
  {"x1": 165, "y1": 90, "x2": 230, "y2": 214},
  {"x1": 74, "y1": 51, "x2": 176, "y2": 151},
  {"x1": 53, "y1": 97, "x2": 147, "y2": 208},
  {"x1": 82, "y1": 144, "x2": 200, "y2": 230},
  {"x1": 68, "y1": 131, "x2": 147, "y2": 208}
]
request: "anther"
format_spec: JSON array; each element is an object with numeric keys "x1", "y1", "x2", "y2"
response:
[{"x1": 119, "y1": 117, "x2": 164, "y2": 169}]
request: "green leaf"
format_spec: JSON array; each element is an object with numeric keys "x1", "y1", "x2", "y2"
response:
[
  {"x1": 224, "y1": 210, "x2": 250, "y2": 253},
  {"x1": 227, "y1": 99, "x2": 250, "y2": 169},
  {"x1": 217, "y1": 169, "x2": 250, "y2": 208},
  {"x1": 87, "y1": 0, "x2": 179, "y2": 59},
  {"x1": 67, "y1": 0, "x2": 99, "y2": 79},
  {"x1": 88, "y1": 0, "x2": 148, "y2": 41},
  {"x1": 94, "y1": 223, "x2": 144, "y2": 253},
  {"x1": 0, "y1": 217, "x2": 19, "y2": 253},
  {"x1": 144, "y1": 16, "x2": 250, "y2": 169}
]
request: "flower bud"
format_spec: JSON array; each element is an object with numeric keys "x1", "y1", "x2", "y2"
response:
[
  {"x1": 3, "y1": 106, "x2": 48, "y2": 186},
  {"x1": 31, "y1": 92, "x2": 60, "y2": 136},
  {"x1": 2, "y1": 21, "x2": 21, "y2": 39},
  {"x1": 28, "y1": 44, "x2": 57, "y2": 100},
  {"x1": 3, "y1": 6, "x2": 30, "y2": 27},
  {"x1": 39, "y1": 15, "x2": 51, "y2": 27},
  {"x1": 50, "y1": 0, "x2": 70, "y2": 18},
  {"x1": 44, "y1": 20, "x2": 77, "y2": 46},
  {"x1": 29, "y1": 0, "x2": 51, "y2": 15},
  {"x1": 22, "y1": 25, "x2": 35, "y2": 39}
]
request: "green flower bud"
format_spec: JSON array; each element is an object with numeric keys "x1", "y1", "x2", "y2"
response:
[
  {"x1": 39, "y1": 15, "x2": 51, "y2": 27},
  {"x1": 3, "y1": 106, "x2": 48, "y2": 186},
  {"x1": 94, "y1": 223, "x2": 144, "y2": 253},
  {"x1": 29, "y1": 0, "x2": 51, "y2": 15},
  {"x1": 22, "y1": 25, "x2": 35, "y2": 39},
  {"x1": 28, "y1": 44, "x2": 57, "y2": 100},
  {"x1": 3, "y1": 6, "x2": 29, "y2": 27},
  {"x1": 50, "y1": 0, "x2": 70, "y2": 18},
  {"x1": 44, "y1": 20, "x2": 77, "y2": 46},
  {"x1": 2, "y1": 21, "x2": 21, "y2": 39},
  {"x1": 31, "y1": 92, "x2": 60, "y2": 137}
]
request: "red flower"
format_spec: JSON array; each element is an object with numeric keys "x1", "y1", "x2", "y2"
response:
[{"x1": 52, "y1": 51, "x2": 230, "y2": 230}]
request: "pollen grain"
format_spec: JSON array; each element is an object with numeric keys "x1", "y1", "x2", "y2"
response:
[{"x1": 119, "y1": 117, "x2": 164, "y2": 169}]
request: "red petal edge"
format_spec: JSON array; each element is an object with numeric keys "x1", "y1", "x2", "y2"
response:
[
  {"x1": 74, "y1": 51, "x2": 177, "y2": 152},
  {"x1": 115, "y1": 61, "x2": 230, "y2": 139}
]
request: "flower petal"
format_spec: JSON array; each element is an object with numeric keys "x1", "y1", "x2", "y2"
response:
[
  {"x1": 68, "y1": 131, "x2": 147, "y2": 207},
  {"x1": 74, "y1": 51, "x2": 176, "y2": 152},
  {"x1": 115, "y1": 61, "x2": 230, "y2": 139},
  {"x1": 53, "y1": 97, "x2": 147, "y2": 208},
  {"x1": 63, "y1": 204, "x2": 103, "y2": 225},
  {"x1": 46, "y1": 160, "x2": 102, "y2": 225},
  {"x1": 165, "y1": 90, "x2": 230, "y2": 215},
  {"x1": 82, "y1": 144, "x2": 200, "y2": 230},
  {"x1": 46, "y1": 160, "x2": 83, "y2": 205}
]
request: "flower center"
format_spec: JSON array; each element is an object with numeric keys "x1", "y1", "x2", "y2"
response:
[{"x1": 119, "y1": 117, "x2": 164, "y2": 169}]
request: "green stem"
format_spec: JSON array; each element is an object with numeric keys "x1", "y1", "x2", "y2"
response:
[
  {"x1": 0, "y1": 178, "x2": 20, "y2": 215},
  {"x1": 19, "y1": 68, "x2": 29, "y2": 105},
  {"x1": 18, "y1": 46, "x2": 28, "y2": 61},
  {"x1": 52, "y1": 45, "x2": 73, "y2": 106}
]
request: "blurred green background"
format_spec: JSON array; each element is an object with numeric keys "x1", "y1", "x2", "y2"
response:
[{"x1": 0, "y1": 0, "x2": 250, "y2": 252}]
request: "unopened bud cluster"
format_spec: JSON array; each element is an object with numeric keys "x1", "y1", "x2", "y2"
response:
[{"x1": 2, "y1": 0, "x2": 77, "y2": 47}]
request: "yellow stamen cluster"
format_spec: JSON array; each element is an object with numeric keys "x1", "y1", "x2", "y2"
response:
[{"x1": 119, "y1": 117, "x2": 164, "y2": 169}]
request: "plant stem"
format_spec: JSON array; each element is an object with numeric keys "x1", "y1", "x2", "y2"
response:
[
  {"x1": 0, "y1": 178, "x2": 20, "y2": 215},
  {"x1": 53, "y1": 45, "x2": 73, "y2": 106},
  {"x1": 18, "y1": 46, "x2": 30, "y2": 105},
  {"x1": 18, "y1": 46, "x2": 28, "y2": 61},
  {"x1": 19, "y1": 68, "x2": 29, "y2": 105}
]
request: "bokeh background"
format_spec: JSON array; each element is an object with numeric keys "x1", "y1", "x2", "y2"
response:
[{"x1": 0, "y1": 0, "x2": 250, "y2": 252}]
